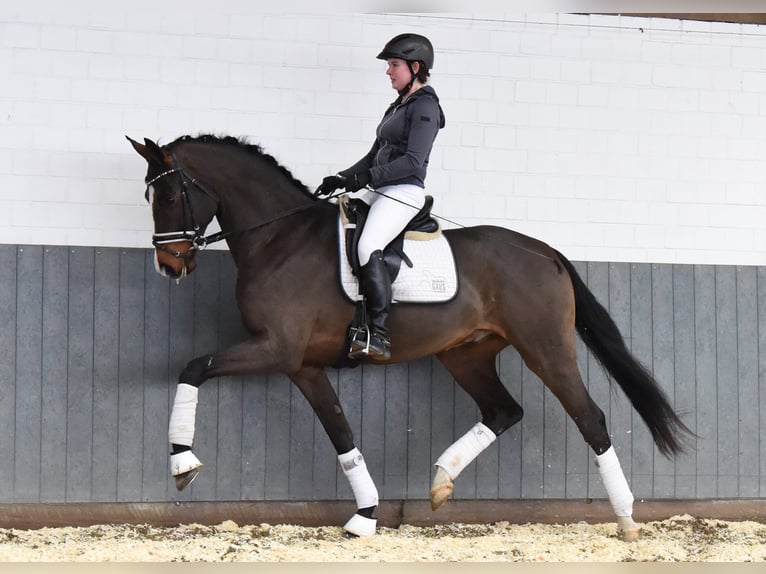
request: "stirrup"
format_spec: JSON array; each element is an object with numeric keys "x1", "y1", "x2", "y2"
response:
[{"x1": 348, "y1": 327, "x2": 390, "y2": 360}]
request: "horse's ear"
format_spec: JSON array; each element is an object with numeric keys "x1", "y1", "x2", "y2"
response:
[{"x1": 126, "y1": 135, "x2": 166, "y2": 164}]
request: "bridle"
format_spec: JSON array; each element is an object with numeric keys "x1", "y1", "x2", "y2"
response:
[
  {"x1": 144, "y1": 165, "x2": 220, "y2": 262},
  {"x1": 145, "y1": 160, "x2": 318, "y2": 263}
]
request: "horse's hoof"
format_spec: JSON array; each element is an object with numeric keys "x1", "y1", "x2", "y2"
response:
[
  {"x1": 174, "y1": 468, "x2": 200, "y2": 491},
  {"x1": 429, "y1": 466, "x2": 454, "y2": 511},
  {"x1": 343, "y1": 513, "x2": 377, "y2": 537},
  {"x1": 617, "y1": 516, "x2": 642, "y2": 542}
]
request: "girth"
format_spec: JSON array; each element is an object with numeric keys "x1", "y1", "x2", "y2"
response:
[{"x1": 341, "y1": 195, "x2": 440, "y2": 282}]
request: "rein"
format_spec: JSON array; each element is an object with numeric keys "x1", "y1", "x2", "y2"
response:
[{"x1": 146, "y1": 162, "x2": 317, "y2": 260}]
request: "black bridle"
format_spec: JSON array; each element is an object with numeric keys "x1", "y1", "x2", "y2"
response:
[{"x1": 145, "y1": 161, "x2": 318, "y2": 262}]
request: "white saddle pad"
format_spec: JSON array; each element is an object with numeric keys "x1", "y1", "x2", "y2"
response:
[{"x1": 337, "y1": 216, "x2": 458, "y2": 304}]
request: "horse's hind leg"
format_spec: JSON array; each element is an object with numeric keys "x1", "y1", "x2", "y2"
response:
[
  {"x1": 290, "y1": 366, "x2": 379, "y2": 537},
  {"x1": 432, "y1": 339, "x2": 524, "y2": 510},
  {"x1": 520, "y1": 338, "x2": 641, "y2": 541}
]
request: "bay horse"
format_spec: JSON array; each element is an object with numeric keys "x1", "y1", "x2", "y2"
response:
[{"x1": 128, "y1": 134, "x2": 692, "y2": 541}]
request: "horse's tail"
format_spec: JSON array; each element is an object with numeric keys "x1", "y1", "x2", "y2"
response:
[{"x1": 555, "y1": 250, "x2": 694, "y2": 457}]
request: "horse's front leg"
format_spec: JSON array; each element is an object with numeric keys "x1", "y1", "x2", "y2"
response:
[
  {"x1": 290, "y1": 366, "x2": 379, "y2": 537},
  {"x1": 168, "y1": 355, "x2": 214, "y2": 490}
]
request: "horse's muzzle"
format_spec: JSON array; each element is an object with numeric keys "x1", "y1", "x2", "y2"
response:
[{"x1": 153, "y1": 241, "x2": 197, "y2": 279}]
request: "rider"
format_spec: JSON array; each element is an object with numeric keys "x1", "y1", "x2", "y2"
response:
[{"x1": 316, "y1": 33, "x2": 446, "y2": 360}]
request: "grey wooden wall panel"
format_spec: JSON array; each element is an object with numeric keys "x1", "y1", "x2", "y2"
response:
[
  {"x1": 41, "y1": 247, "x2": 68, "y2": 502},
  {"x1": 651, "y1": 263, "x2": 676, "y2": 499},
  {"x1": 15, "y1": 246, "x2": 43, "y2": 502},
  {"x1": 759, "y1": 268, "x2": 766, "y2": 498},
  {"x1": 66, "y1": 247, "x2": 95, "y2": 502},
  {"x1": 672, "y1": 264, "x2": 697, "y2": 498},
  {"x1": 142, "y1": 251, "x2": 171, "y2": 502},
  {"x1": 736, "y1": 266, "x2": 759, "y2": 497},
  {"x1": 116, "y1": 249, "x2": 146, "y2": 502},
  {"x1": 715, "y1": 266, "x2": 739, "y2": 498},
  {"x1": 630, "y1": 262, "x2": 655, "y2": 499},
  {"x1": 1, "y1": 246, "x2": 764, "y2": 507},
  {"x1": 0, "y1": 245, "x2": 16, "y2": 501},
  {"x1": 694, "y1": 265, "x2": 718, "y2": 498},
  {"x1": 91, "y1": 248, "x2": 120, "y2": 502},
  {"x1": 407, "y1": 357, "x2": 432, "y2": 499}
]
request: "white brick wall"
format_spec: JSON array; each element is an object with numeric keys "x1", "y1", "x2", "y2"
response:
[{"x1": 1, "y1": 6, "x2": 764, "y2": 264}]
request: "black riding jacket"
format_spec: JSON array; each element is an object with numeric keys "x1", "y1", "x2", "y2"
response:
[{"x1": 340, "y1": 85, "x2": 445, "y2": 188}]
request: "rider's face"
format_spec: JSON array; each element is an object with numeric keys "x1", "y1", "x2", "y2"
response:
[{"x1": 386, "y1": 58, "x2": 416, "y2": 92}]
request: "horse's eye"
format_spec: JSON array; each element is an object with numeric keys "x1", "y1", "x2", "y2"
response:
[{"x1": 157, "y1": 189, "x2": 176, "y2": 206}]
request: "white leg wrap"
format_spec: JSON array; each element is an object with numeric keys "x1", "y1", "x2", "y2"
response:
[
  {"x1": 338, "y1": 447, "x2": 379, "y2": 509},
  {"x1": 168, "y1": 383, "x2": 198, "y2": 447},
  {"x1": 595, "y1": 445, "x2": 635, "y2": 517},
  {"x1": 435, "y1": 422, "x2": 496, "y2": 480}
]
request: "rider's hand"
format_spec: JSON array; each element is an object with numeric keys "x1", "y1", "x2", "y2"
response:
[
  {"x1": 314, "y1": 174, "x2": 346, "y2": 197},
  {"x1": 344, "y1": 170, "x2": 371, "y2": 193}
]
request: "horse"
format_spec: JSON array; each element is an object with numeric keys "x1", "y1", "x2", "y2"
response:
[{"x1": 127, "y1": 134, "x2": 693, "y2": 541}]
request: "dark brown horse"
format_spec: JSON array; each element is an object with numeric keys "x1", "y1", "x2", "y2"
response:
[{"x1": 128, "y1": 134, "x2": 692, "y2": 540}]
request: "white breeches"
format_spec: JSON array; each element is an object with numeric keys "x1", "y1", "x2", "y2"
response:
[{"x1": 356, "y1": 184, "x2": 426, "y2": 266}]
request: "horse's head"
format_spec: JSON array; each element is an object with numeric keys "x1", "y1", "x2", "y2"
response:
[{"x1": 127, "y1": 136, "x2": 219, "y2": 280}]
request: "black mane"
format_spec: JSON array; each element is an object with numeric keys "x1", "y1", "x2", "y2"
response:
[{"x1": 167, "y1": 134, "x2": 313, "y2": 197}]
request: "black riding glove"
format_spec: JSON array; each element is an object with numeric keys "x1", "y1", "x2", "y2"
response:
[
  {"x1": 344, "y1": 170, "x2": 371, "y2": 193},
  {"x1": 314, "y1": 174, "x2": 346, "y2": 197}
]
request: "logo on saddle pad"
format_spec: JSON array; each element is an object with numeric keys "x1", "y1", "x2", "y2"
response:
[{"x1": 337, "y1": 197, "x2": 458, "y2": 304}]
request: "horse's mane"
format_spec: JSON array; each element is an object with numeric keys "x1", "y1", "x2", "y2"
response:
[{"x1": 167, "y1": 134, "x2": 313, "y2": 197}]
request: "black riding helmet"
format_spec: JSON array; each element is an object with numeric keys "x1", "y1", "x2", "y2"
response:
[
  {"x1": 377, "y1": 33, "x2": 434, "y2": 95},
  {"x1": 376, "y1": 33, "x2": 434, "y2": 70}
]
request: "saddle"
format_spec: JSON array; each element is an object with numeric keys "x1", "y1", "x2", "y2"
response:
[{"x1": 340, "y1": 195, "x2": 440, "y2": 283}]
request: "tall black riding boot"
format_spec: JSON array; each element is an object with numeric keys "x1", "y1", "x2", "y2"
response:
[{"x1": 348, "y1": 250, "x2": 392, "y2": 360}]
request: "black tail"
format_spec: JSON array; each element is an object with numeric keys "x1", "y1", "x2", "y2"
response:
[{"x1": 555, "y1": 250, "x2": 694, "y2": 457}]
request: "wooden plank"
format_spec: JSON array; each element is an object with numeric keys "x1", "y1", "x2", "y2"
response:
[
  {"x1": 735, "y1": 266, "x2": 759, "y2": 496},
  {"x1": 188, "y1": 251, "x2": 221, "y2": 502},
  {"x1": 40, "y1": 247, "x2": 69, "y2": 502},
  {"x1": 759, "y1": 267, "x2": 766, "y2": 498},
  {"x1": 0, "y1": 246, "x2": 16, "y2": 501},
  {"x1": 694, "y1": 265, "x2": 718, "y2": 497},
  {"x1": 116, "y1": 249, "x2": 145, "y2": 502},
  {"x1": 215, "y1": 254, "x2": 244, "y2": 501},
  {"x1": 542, "y1": 385, "x2": 567, "y2": 499},
  {"x1": 92, "y1": 248, "x2": 120, "y2": 502},
  {"x1": 672, "y1": 264, "x2": 697, "y2": 497},
  {"x1": 240, "y1": 373, "x2": 268, "y2": 500},
  {"x1": 497, "y1": 347, "x2": 523, "y2": 499},
  {"x1": 629, "y1": 262, "x2": 654, "y2": 498},
  {"x1": 15, "y1": 246, "x2": 43, "y2": 502},
  {"x1": 66, "y1": 247, "x2": 95, "y2": 502},
  {"x1": 715, "y1": 266, "x2": 738, "y2": 497},
  {"x1": 141, "y1": 251, "x2": 171, "y2": 502},
  {"x1": 288, "y1": 378, "x2": 315, "y2": 500},
  {"x1": 428, "y1": 356, "x2": 453, "y2": 498},
  {"x1": 520, "y1": 358, "x2": 544, "y2": 499},
  {"x1": 406, "y1": 356, "x2": 432, "y2": 499},
  {"x1": 651, "y1": 263, "x2": 676, "y2": 498},
  {"x1": 382, "y1": 363, "x2": 408, "y2": 499},
  {"x1": 360, "y1": 363, "x2": 386, "y2": 499},
  {"x1": 264, "y1": 374, "x2": 291, "y2": 500}
]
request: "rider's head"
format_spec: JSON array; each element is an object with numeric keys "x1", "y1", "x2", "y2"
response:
[{"x1": 377, "y1": 33, "x2": 434, "y2": 95}]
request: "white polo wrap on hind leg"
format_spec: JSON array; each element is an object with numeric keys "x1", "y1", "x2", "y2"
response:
[
  {"x1": 338, "y1": 447, "x2": 379, "y2": 509},
  {"x1": 595, "y1": 445, "x2": 634, "y2": 517},
  {"x1": 168, "y1": 383, "x2": 198, "y2": 447},
  {"x1": 435, "y1": 422, "x2": 496, "y2": 480}
]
